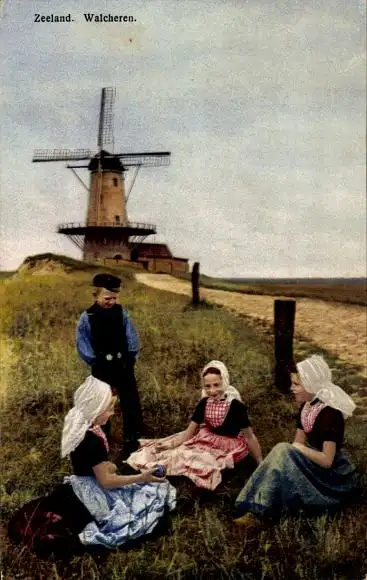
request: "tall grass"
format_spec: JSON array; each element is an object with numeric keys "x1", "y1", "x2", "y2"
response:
[{"x1": 1, "y1": 268, "x2": 366, "y2": 580}]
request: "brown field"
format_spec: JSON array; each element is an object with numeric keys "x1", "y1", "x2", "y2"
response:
[{"x1": 194, "y1": 275, "x2": 367, "y2": 306}]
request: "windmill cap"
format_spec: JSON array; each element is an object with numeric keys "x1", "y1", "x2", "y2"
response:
[{"x1": 93, "y1": 274, "x2": 122, "y2": 292}]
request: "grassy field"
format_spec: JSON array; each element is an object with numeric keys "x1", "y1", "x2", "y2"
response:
[
  {"x1": 177, "y1": 273, "x2": 367, "y2": 306},
  {"x1": 1, "y1": 261, "x2": 366, "y2": 580}
]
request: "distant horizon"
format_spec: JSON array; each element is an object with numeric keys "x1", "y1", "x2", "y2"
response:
[{"x1": 0, "y1": 252, "x2": 365, "y2": 282}]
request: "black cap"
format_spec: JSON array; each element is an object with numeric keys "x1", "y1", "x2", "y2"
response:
[{"x1": 93, "y1": 274, "x2": 122, "y2": 292}]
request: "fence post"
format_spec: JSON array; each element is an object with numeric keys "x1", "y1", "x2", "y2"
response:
[
  {"x1": 274, "y1": 299, "x2": 296, "y2": 392},
  {"x1": 191, "y1": 262, "x2": 200, "y2": 305}
]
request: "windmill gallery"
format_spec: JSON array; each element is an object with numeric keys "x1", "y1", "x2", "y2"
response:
[{"x1": 33, "y1": 88, "x2": 188, "y2": 275}]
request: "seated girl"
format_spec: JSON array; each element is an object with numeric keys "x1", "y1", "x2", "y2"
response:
[
  {"x1": 62, "y1": 376, "x2": 176, "y2": 548},
  {"x1": 127, "y1": 360, "x2": 262, "y2": 490},
  {"x1": 9, "y1": 376, "x2": 176, "y2": 554},
  {"x1": 234, "y1": 355, "x2": 358, "y2": 526}
]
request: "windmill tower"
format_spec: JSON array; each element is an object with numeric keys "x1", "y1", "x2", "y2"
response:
[{"x1": 32, "y1": 88, "x2": 170, "y2": 264}]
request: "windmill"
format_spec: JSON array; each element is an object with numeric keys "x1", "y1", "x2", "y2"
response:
[{"x1": 33, "y1": 87, "x2": 171, "y2": 264}]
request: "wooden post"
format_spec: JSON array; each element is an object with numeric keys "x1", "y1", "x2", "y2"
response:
[
  {"x1": 274, "y1": 299, "x2": 296, "y2": 392},
  {"x1": 191, "y1": 262, "x2": 200, "y2": 305}
]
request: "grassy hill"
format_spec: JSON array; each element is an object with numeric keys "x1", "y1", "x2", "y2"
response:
[{"x1": 1, "y1": 255, "x2": 366, "y2": 580}]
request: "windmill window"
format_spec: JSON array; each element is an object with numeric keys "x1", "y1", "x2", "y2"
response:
[
  {"x1": 113, "y1": 178, "x2": 118, "y2": 187},
  {"x1": 115, "y1": 215, "x2": 120, "y2": 223}
]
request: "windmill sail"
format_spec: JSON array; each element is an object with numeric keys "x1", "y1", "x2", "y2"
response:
[
  {"x1": 97, "y1": 87, "x2": 116, "y2": 151},
  {"x1": 114, "y1": 152, "x2": 171, "y2": 167},
  {"x1": 32, "y1": 149, "x2": 93, "y2": 162}
]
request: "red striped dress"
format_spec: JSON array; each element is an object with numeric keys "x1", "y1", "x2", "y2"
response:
[{"x1": 127, "y1": 397, "x2": 250, "y2": 490}]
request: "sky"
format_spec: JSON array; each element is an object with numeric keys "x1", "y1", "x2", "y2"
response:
[{"x1": 1, "y1": 0, "x2": 366, "y2": 277}]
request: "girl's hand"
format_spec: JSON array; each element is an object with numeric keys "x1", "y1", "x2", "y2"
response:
[
  {"x1": 156, "y1": 441, "x2": 172, "y2": 452},
  {"x1": 292, "y1": 442, "x2": 305, "y2": 451},
  {"x1": 140, "y1": 468, "x2": 166, "y2": 483}
]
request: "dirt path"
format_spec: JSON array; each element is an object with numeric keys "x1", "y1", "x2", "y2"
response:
[
  {"x1": 136, "y1": 274, "x2": 367, "y2": 411},
  {"x1": 0, "y1": 337, "x2": 13, "y2": 405}
]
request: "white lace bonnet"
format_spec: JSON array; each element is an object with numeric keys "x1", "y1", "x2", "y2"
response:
[
  {"x1": 201, "y1": 360, "x2": 242, "y2": 402},
  {"x1": 296, "y1": 355, "x2": 356, "y2": 418},
  {"x1": 61, "y1": 375, "x2": 112, "y2": 458}
]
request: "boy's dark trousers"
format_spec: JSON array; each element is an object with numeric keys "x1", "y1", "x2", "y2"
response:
[{"x1": 91, "y1": 355, "x2": 143, "y2": 454}]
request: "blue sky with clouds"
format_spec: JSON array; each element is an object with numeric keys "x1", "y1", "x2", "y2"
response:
[{"x1": 1, "y1": 0, "x2": 366, "y2": 276}]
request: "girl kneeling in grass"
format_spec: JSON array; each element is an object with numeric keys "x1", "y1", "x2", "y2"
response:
[
  {"x1": 234, "y1": 355, "x2": 358, "y2": 526},
  {"x1": 8, "y1": 376, "x2": 176, "y2": 556},
  {"x1": 127, "y1": 360, "x2": 262, "y2": 490},
  {"x1": 61, "y1": 376, "x2": 176, "y2": 548}
]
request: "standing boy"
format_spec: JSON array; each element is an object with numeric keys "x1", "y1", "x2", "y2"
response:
[{"x1": 76, "y1": 273, "x2": 143, "y2": 456}]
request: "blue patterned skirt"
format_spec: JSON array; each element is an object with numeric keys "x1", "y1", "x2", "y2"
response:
[
  {"x1": 64, "y1": 475, "x2": 176, "y2": 548},
  {"x1": 234, "y1": 442, "x2": 357, "y2": 520}
]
